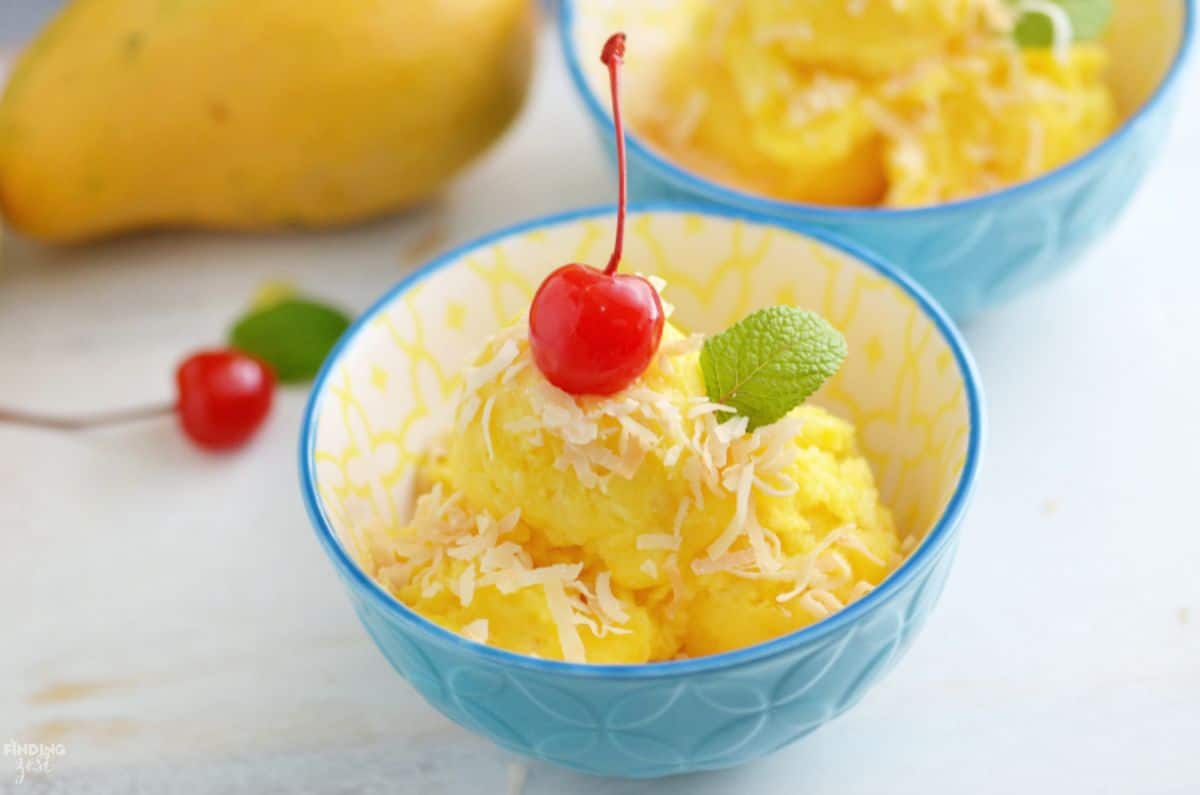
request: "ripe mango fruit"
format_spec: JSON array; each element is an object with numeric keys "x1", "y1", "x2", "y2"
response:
[{"x1": 0, "y1": 0, "x2": 535, "y2": 242}]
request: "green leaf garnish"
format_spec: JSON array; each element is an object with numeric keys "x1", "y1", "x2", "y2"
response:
[
  {"x1": 699, "y1": 306, "x2": 847, "y2": 431},
  {"x1": 1012, "y1": 0, "x2": 1113, "y2": 47},
  {"x1": 230, "y1": 297, "x2": 351, "y2": 383}
]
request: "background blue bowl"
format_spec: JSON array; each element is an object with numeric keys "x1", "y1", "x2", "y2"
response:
[
  {"x1": 301, "y1": 205, "x2": 986, "y2": 778},
  {"x1": 559, "y1": 0, "x2": 1195, "y2": 320}
]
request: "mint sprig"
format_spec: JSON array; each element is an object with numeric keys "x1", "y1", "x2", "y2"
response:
[
  {"x1": 230, "y1": 297, "x2": 351, "y2": 383},
  {"x1": 699, "y1": 306, "x2": 847, "y2": 431},
  {"x1": 1012, "y1": 0, "x2": 1113, "y2": 47}
]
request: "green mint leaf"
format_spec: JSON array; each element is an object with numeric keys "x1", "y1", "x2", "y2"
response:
[
  {"x1": 1012, "y1": 0, "x2": 1113, "y2": 47},
  {"x1": 699, "y1": 306, "x2": 847, "y2": 431},
  {"x1": 230, "y1": 298, "x2": 351, "y2": 383}
]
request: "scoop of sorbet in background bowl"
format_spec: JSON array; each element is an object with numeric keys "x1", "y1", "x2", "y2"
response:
[
  {"x1": 301, "y1": 206, "x2": 984, "y2": 777},
  {"x1": 559, "y1": 0, "x2": 1194, "y2": 319}
]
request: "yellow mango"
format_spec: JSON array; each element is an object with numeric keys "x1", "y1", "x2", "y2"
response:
[{"x1": 0, "y1": 0, "x2": 535, "y2": 242}]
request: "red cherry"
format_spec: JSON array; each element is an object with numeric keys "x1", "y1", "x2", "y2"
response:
[
  {"x1": 530, "y1": 263, "x2": 664, "y2": 395},
  {"x1": 529, "y1": 32, "x2": 664, "y2": 396},
  {"x1": 176, "y1": 350, "x2": 274, "y2": 450}
]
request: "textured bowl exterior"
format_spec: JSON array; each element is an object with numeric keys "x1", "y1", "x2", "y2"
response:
[
  {"x1": 341, "y1": 535, "x2": 958, "y2": 778},
  {"x1": 560, "y1": 1, "x2": 1195, "y2": 320}
]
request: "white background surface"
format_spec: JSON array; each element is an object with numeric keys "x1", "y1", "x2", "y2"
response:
[{"x1": 2, "y1": 26, "x2": 1198, "y2": 795}]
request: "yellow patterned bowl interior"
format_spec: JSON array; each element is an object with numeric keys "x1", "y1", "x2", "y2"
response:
[{"x1": 307, "y1": 207, "x2": 982, "y2": 584}]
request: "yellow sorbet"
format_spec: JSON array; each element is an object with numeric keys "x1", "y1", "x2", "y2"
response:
[
  {"x1": 638, "y1": 0, "x2": 1117, "y2": 207},
  {"x1": 362, "y1": 323, "x2": 902, "y2": 664}
]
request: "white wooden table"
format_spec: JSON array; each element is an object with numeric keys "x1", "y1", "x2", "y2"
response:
[{"x1": 2, "y1": 29, "x2": 1198, "y2": 795}]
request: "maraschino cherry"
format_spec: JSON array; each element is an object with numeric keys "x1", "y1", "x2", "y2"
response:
[
  {"x1": 0, "y1": 348, "x2": 274, "y2": 452},
  {"x1": 528, "y1": 33, "x2": 664, "y2": 396},
  {"x1": 175, "y1": 350, "x2": 275, "y2": 450}
]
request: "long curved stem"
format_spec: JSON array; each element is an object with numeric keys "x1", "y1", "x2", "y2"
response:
[
  {"x1": 601, "y1": 33, "x2": 627, "y2": 277},
  {"x1": 0, "y1": 402, "x2": 174, "y2": 432}
]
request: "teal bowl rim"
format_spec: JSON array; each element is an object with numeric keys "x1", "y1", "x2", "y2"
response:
[
  {"x1": 558, "y1": 0, "x2": 1196, "y2": 219},
  {"x1": 299, "y1": 202, "x2": 986, "y2": 680}
]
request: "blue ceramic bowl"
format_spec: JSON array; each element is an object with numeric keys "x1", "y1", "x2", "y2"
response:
[
  {"x1": 559, "y1": 0, "x2": 1195, "y2": 319},
  {"x1": 301, "y1": 205, "x2": 985, "y2": 778}
]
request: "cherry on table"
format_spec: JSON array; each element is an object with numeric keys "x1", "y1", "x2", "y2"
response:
[
  {"x1": 528, "y1": 32, "x2": 665, "y2": 397},
  {"x1": 0, "y1": 347, "x2": 275, "y2": 451},
  {"x1": 176, "y1": 349, "x2": 274, "y2": 450}
]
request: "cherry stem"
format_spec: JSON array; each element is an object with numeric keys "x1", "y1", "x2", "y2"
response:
[
  {"x1": 0, "y1": 402, "x2": 174, "y2": 432},
  {"x1": 601, "y1": 32, "x2": 627, "y2": 277}
]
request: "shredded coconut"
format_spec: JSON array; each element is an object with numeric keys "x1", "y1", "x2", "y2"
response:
[
  {"x1": 595, "y1": 572, "x2": 630, "y2": 624},
  {"x1": 787, "y1": 75, "x2": 858, "y2": 127},
  {"x1": 481, "y1": 396, "x2": 497, "y2": 461},
  {"x1": 672, "y1": 497, "x2": 691, "y2": 538},
  {"x1": 754, "y1": 21, "x2": 814, "y2": 45},
  {"x1": 667, "y1": 90, "x2": 710, "y2": 145},
  {"x1": 428, "y1": 300, "x2": 883, "y2": 653},
  {"x1": 851, "y1": 580, "x2": 875, "y2": 600},
  {"x1": 462, "y1": 619, "x2": 489, "y2": 643},
  {"x1": 378, "y1": 486, "x2": 629, "y2": 662},
  {"x1": 544, "y1": 579, "x2": 587, "y2": 663},
  {"x1": 637, "y1": 533, "x2": 682, "y2": 551}
]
